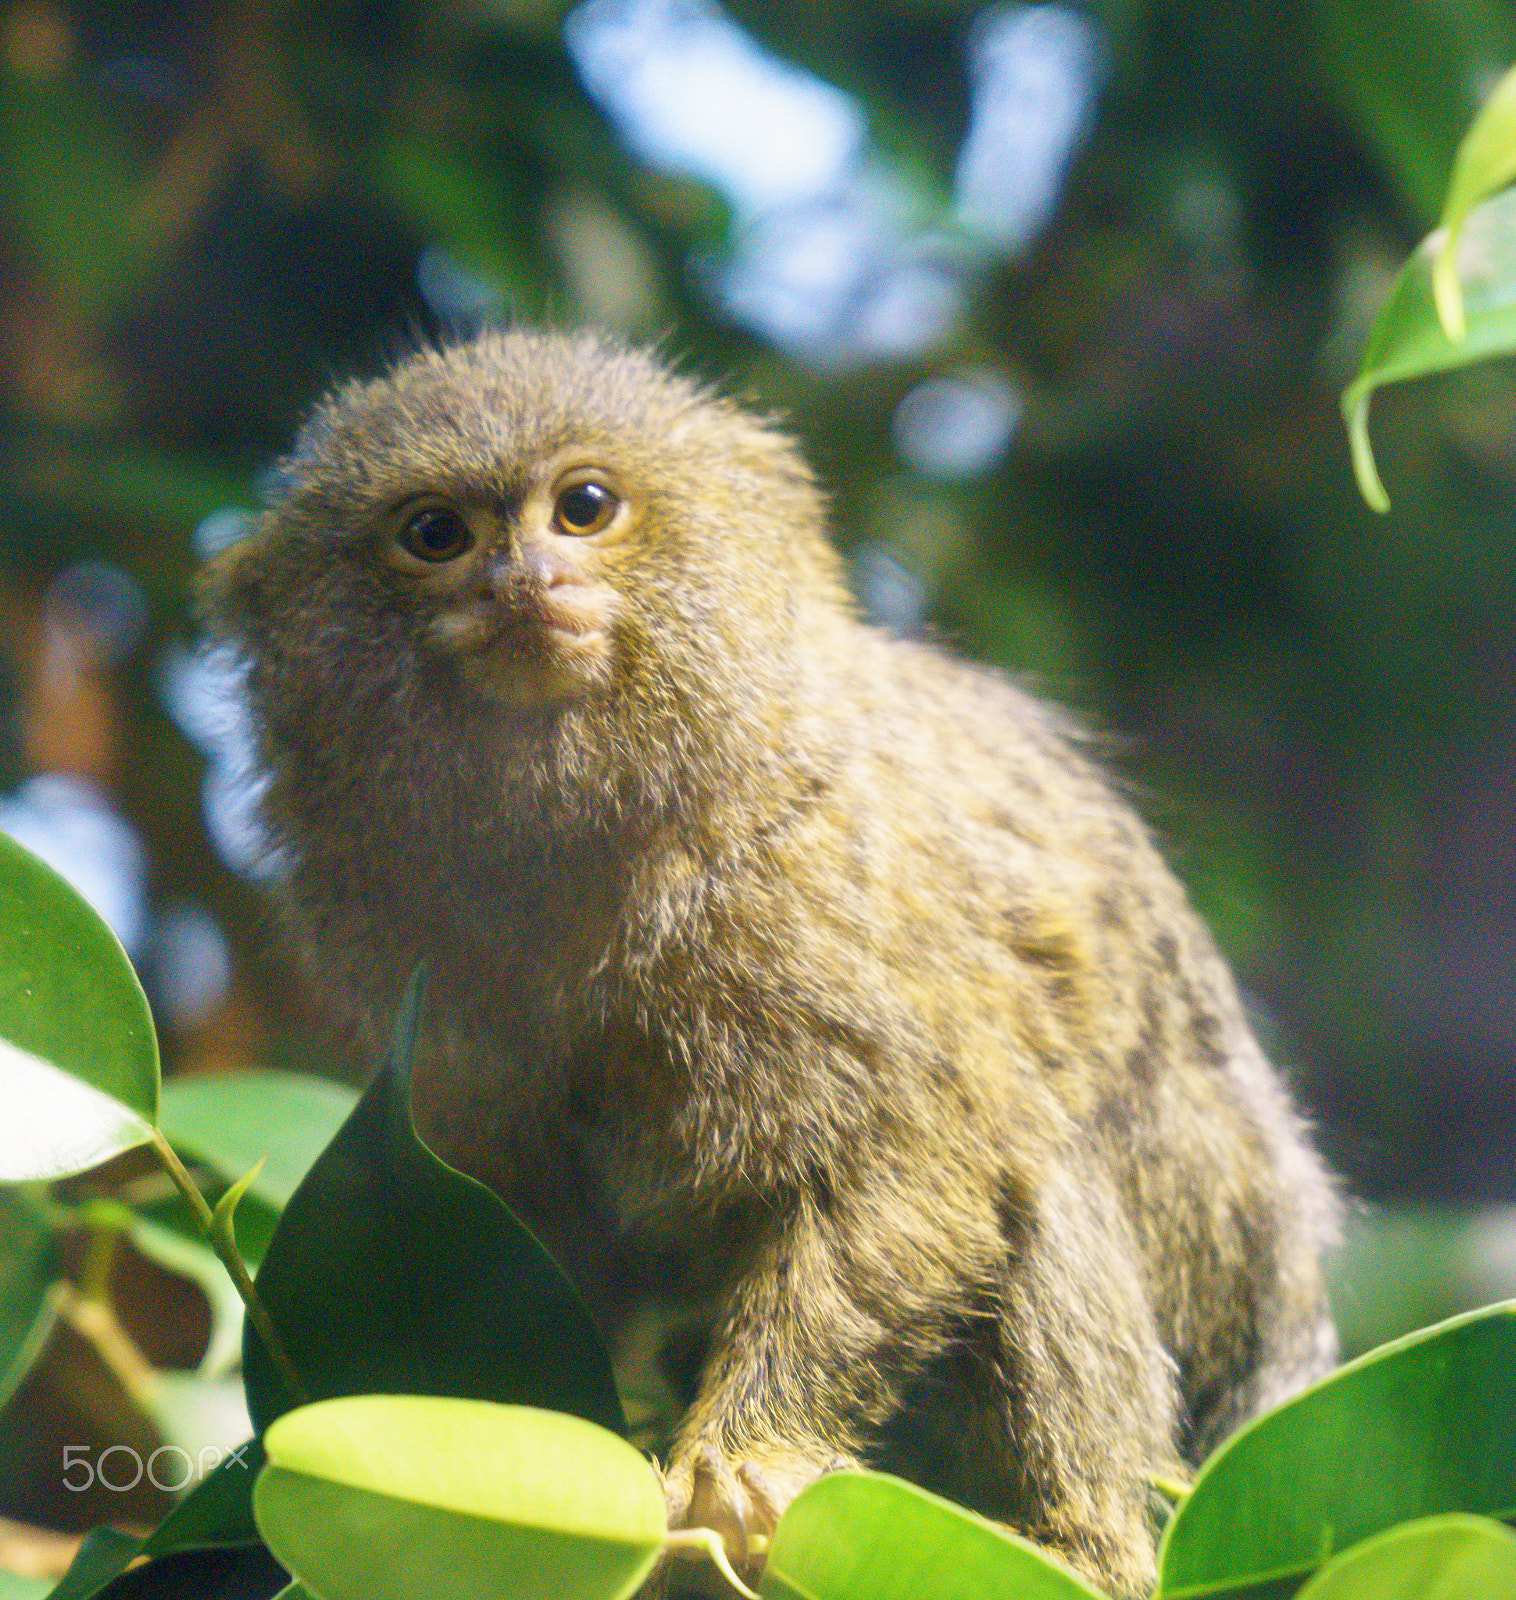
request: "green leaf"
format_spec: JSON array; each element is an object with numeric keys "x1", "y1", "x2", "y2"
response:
[
  {"x1": 1342, "y1": 187, "x2": 1516, "y2": 511},
  {"x1": 1433, "y1": 62, "x2": 1516, "y2": 338},
  {"x1": 44, "y1": 1441, "x2": 265, "y2": 1600},
  {"x1": 159, "y1": 1072, "x2": 358, "y2": 1210},
  {"x1": 255, "y1": 1397, "x2": 665, "y2": 1600},
  {"x1": 0, "y1": 836, "x2": 158, "y2": 1180},
  {"x1": 96, "y1": 1547, "x2": 286, "y2": 1600},
  {"x1": 761, "y1": 1471, "x2": 1107, "y2": 1600},
  {"x1": 144, "y1": 1439, "x2": 265, "y2": 1549},
  {"x1": 1156, "y1": 1302, "x2": 1516, "y2": 1597},
  {"x1": 43, "y1": 1533, "x2": 144, "y2": 1600},
  {"x1": 0, "y1": 1188, "x2": 62, "y2": 1407},
  {"x1": 0, "y1": 1574, "x2": 56, "y2": 1600},
  {"x1": 243, "y1": 969, "x2": 625, "y2": 1436},
  {"x1": 1294, "y1": 1514, "x2": 1516, "y2": 1599}
]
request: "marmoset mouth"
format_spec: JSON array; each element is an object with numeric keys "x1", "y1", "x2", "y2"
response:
[
  {"x1": 428, "y1": 581, "x2": 617, "y2": 655},
  {"x1": 427, "y1": 590, "x2": 617, "y2": 708},
  {"x1": 529, "y1": 583, "x2": 615, "y2": 640}
]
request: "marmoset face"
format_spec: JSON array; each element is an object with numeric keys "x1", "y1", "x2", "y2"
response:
[
  {"x1": 373, "y1": 448, "x2": 632, "y2": 711},
  {"x1": 211, "y1": 331, "x2": 841, "y2": 833}
]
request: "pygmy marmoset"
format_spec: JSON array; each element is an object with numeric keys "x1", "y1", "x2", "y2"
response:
[{"x1": 209, "y1": 328, "x2": 1339, "y2": 1598}]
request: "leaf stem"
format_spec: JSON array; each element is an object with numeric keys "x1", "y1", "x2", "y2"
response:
[
  {"x1": 146, "y1": 1129, "x2": 307, "y2": 1408},
  {"x1": 55, "y1": 1282, "x2": 160, "y2": 1414},
  {"x1": 80, "y1": 1214, "x2": 121, "y2": 1302},
  {"x1": 662, "y1": 1527, "x2": 762, "y2": 1600},
  {"x1": 1149, "y1": 1471, "x2": 1191, "y2": 1506}
]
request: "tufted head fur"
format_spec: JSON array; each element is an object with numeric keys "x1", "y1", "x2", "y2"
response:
[{"x1": 209, "y1": 329, "x2": 851, "y2": 853}]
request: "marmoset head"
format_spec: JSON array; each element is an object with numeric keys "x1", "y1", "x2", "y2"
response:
[{"x1": 208, "y1": 329, "x2": 851, "y2": 839}]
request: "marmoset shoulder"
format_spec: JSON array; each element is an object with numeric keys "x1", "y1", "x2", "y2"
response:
[{"x1": 208, "y1": 327, "x2": 1339, "y2": 1599}]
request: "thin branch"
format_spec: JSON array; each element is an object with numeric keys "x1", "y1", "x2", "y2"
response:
[{"x1": 147, "y1": 1129, "x2": 307, "y2": 1408}]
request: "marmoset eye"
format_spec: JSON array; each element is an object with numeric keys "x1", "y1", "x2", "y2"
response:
[
  {"x1": 552, "y1": 481, "x2": 619, "y2": 537},
  {"x1": 400, "y1": 506, "x2": 474, "y2": 562}
]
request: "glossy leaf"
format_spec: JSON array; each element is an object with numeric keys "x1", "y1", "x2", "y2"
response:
[
  {"x1": 1294, "y1": 1514, "x2": 1516, "y2": 1600},
  {"x1": 44, "y1": 1443, "x2": 264, "y2": 1600},
  {"x1": 1157, "y1": 1302, "x2": 1516, "y2": 1597},
  {"x1": 95, "y1": 1546, "x2": 287, "y2": 1600},
  {"x1": 0, "y1": 835, "x2": 158, "y2": 1179},
  {"x1": 1342, "y1": 187, "x2": 1516, "y2": 511},
  {"x1": 255, "y1": 1397, "x2": 664, "y2": 1600},
  {"x1": 762, "y1": 1471, "x2": 1106, "y2": 1600},
  {"x1": 143, "y1": 1439, "x2": 265, "y2": 1549},
  {"x1": 0, "y1": 1575, "x2": 55, "y2": 1600},
  {"x1": 159, "y1": 1071, "x2": 358, "y2": 1210},
  {"x1": 1433, "y1": 62, "x2": 1516, "y2": 338},
  {"x1": 43, "y1": 1534, "x2": 144, "y2": 1600},
  {"x1": 0, "y1": 1048, "x2": 154, "y2": 1183},
  {"x1": 0, "y1": 1188, "x2": 61, "y2": 1407},
  {"x1": 243, "y1": 969, "x2": 624, "y2": 1436}
]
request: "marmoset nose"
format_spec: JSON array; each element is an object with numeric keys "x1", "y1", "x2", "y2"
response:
[
  {"x1": 478, "y1": 545, "x2": 579, "y2": 603},
  {"x1": 476, "y1": 552, "x2": 516, "y2": 603}
]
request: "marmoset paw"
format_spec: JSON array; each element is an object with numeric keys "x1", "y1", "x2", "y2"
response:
[{"x1": 662, "y1": 1442, "x2": 860, "y2": 1566}]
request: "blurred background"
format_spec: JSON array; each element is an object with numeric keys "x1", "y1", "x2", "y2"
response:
[{"x1": 2, "y1": 0, "x2": 1515, "y2": 1552}]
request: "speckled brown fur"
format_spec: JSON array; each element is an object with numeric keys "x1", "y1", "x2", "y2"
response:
[{"x1": 207, "y1": 328, "x2": 1338, "y2": 1598}]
